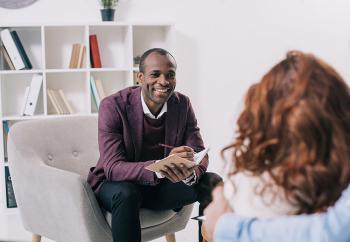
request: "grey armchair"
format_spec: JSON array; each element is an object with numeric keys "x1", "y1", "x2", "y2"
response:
[{"x1": 8, "y1": 116, "x2": 193, "y2": 242}]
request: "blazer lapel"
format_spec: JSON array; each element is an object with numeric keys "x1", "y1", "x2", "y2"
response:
[
  {"x1": 164, "y1": 94, "x2": 180, "y2": 155},
  {"x1": 126, "y1": 88, "x2": 143, "y2": 161}
]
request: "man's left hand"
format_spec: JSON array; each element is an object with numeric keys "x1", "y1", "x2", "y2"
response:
[{"x1": 160, "y1": 163, "x2": 194, "y2": 183}]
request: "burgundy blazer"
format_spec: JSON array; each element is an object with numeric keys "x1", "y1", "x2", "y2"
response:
[{"x1": 87, "y1": 86, "x2": 208, "y2": 193}]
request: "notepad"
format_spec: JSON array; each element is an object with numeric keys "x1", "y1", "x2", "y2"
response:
[{"x1": 145, "y1": 148, "x2": 210, "y2": 173}]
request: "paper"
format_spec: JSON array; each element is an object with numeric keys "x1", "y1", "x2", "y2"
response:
[{"x1": 145, "y1": 148, "x2": 210, "y2": 173}]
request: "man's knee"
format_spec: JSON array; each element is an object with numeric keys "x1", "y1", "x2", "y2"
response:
[
  {"x1": 196, "y1": 172, "x2": 223, "y2": 208},
  {"x1": 111, "y1": 183, "x2": 141, "y2": 207}
]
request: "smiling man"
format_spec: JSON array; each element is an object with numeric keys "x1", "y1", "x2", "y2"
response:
[{"x1": 87, "y1": 48, "x2": 221, "y2": 242}]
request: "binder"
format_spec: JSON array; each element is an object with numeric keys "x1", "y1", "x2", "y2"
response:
[
  {"x1": 20, "y1": 86, "x2": 30, "y2": 116},
  {"x1": 23, "y1": 74, "x2": 43, "y2": 116},
  {"x1": 0, "y1": 29, "x2": 25, "y2": 70},
  {"x1": 10, "y1": 30, "x2": 32, "y2": 69}
]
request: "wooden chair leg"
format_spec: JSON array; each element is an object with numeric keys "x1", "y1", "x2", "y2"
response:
[
  {"x1": 165, "y1": 233, "x2": 176, "y2": 242},
  {"x1": 32, "y1": 234, "x2": 41, "y2": 242}
]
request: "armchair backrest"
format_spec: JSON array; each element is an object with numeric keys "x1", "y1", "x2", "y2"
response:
[{"x1": 8, "y1": 116, "x2": 99, "y2": 180}]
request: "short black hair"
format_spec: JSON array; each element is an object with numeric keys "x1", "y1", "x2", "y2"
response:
[{"x1": 139, "y1": 48, "x2": 177, "y2": 73}]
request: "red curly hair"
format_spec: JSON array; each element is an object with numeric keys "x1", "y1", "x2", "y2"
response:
[{"x1": 222, "y1": 51, "x2": 350, "y2": 214}]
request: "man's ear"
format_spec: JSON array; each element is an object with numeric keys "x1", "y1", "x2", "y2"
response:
[{"x1": 137, "y1": 72, "x2": 144, "y2": 84}]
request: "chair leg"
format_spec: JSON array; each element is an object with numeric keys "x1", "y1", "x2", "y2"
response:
[
  {"x1": 165, "y1": 233, "x2": 176, "y2": 242},
  {"x1": 32, "y1": 234, "x2": 41, "y2": 242}
]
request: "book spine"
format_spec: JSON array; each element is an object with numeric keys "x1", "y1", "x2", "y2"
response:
[
  {"x1": 47, "y1": 89, "x2": 60, "y2": 114},
  {"x1": 20, "y1": 86, "x2": 30, "y2": 116},
  {"x1": 0, "y1": 29, "x2": 25, "y2": 70},
  {"x1": 89, "y1": 35, "x2": 102, "y2": 68},
  {"x1": 4, "y1": 166, "x2": 17, "y2": 208},
  {"x1": 77, "y1": 44, "x2": 86, "y2": 68},
  {"x1": 58, "y1": 89, "x2": 74, "y2": 114},
  {"x1": 10, "y1": 30, "x2": 32, "y2": 69},
  {"x1": 1, "y1": 46, "x2": 15, "y2": 70},
  {"x1": 90, "y1": 76, "x2": 100, "y2": 108}
]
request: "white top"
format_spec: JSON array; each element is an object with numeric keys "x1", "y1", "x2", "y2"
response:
[
  {"x1": 224, "y1": 171, "x2": 298, "y2": 218},
  {"x1": 140, "y1": 92, "x2": 167, "y2": 119}
]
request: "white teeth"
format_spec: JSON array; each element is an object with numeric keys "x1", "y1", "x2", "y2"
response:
[{"x1": 154, "y1": 88, "x2": 168, "y2": 93}]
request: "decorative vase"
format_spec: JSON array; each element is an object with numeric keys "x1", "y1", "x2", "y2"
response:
[{"x1": 100, "y1": 9, "x2": 115, "y2": 21}]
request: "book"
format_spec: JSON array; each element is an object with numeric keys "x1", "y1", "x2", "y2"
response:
[
  {"x1": 47, "y1": 89, "x2": 60, "y2": 114},
  {"x1": 20, "y1": 86, "x2": 30, "y2": 116},
  {"x1": 69, "y1": 43, "x2": 79, "y2": 68},
  {"x1": 145, "y1": 148, "x2": 209, "y2": 173},
  {"x1": 58, "y1": 89, "x2": 74, "y2": 114},
  {"x1": 23, "y1": 74, "x2": 43, "y2": 116},
  {"x1": 10, "y1": 30, "x2": 32, "y2": 69},
  {"x1": 95, "y1": 79, "x2": 106, "y2": 99},
  {"x1": 0, "y1": 28, "x2": 25, "y2": 70},
  {"x1": 77, "y1": 44, "x2": 86, "y2": 68},
  {"x1": 1, "y1": 45, "x2": 15, "y2": 70},
  {"x1": 90, "y1": 76, "x2": 100, "y2": 108},
  {"x1": 3, "y1": 121, "x2": 10, "y2": 163},
  {"x1": 89, "y1": 35, "x2": 102, "y2": 68},
  {"x1": 4, "y1": 166, "x2": 17, "y2": 208}
]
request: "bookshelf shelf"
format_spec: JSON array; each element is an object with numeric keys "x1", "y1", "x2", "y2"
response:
[{"x1": 0, "y1": 22, "x2": 173, "y2": 210}]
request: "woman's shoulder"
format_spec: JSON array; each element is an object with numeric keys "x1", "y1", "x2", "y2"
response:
[{"x1": 224, "y1": 171, "x2": 298, "y2": 218}]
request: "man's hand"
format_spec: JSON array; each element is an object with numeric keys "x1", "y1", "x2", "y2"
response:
[
  {"x1": 203, "y1": 185, "x2": 233, "y2": 242},
  {"x1": 169, "y1": 146, "x2": 194, "y2": 161},
  {"x1": 160, "y1": 146, "x2": 195, "y2": 183}
]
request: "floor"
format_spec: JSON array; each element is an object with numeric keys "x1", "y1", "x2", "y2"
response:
[{"x1": 0, "y1": 206, "x2": 199, "y2": 242}]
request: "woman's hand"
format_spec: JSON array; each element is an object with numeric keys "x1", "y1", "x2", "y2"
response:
[{"x1": 203, "y1": 185, "x2": 233, "y2": 242}]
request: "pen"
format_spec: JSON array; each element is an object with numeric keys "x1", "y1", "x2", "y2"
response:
[{"x1": 158, "y1": 143, "x2": 175, "y2": 149}]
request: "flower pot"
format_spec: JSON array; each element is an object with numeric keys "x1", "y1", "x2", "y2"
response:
[{"x1": 100, "y1": 9, "x2": 115, "y2": 21}]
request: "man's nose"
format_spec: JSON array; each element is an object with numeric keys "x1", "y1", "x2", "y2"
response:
[{"x1": 158, "y1": 74, "x2": 169, "y2": 85}]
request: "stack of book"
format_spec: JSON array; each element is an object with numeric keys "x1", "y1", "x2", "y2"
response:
[
  {"x1": 47, "y1": 89, "x2": 74, "y2": 115},
  {"x1": 90, "y1": 75, "x2": 106, "y2": 109},
  {"x1": 0, "y1": 28, "x2": 32, "y2": 70},
  {"x1": 69, "y1": 43, "x2": 85, "y2": 68}
]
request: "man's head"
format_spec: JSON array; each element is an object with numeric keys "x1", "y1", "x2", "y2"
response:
[{"x1": 137, "y1": 48, "x2": 177, "y2": 116}]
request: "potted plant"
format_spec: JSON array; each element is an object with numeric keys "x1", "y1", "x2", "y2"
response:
[{"x1": 99, "y1": 0, "x2": 118, "y2": 21}]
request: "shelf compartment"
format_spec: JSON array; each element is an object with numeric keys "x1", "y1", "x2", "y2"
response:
[
  {"x1": 45, "y1": 26, "x2": 86, "y2": 69},
  {"x1": 1, "y1": 73, "x2": 44, "y2": 117},
  {"x1": 46, "y1": 72, "x2": 87, "y2": 115},
  {"x1": 89, "y1": 25, "x2": 131, "y2": 69}
]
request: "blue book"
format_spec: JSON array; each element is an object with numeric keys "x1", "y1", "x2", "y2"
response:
[
  {"x1": 10, "y1": 30, "x2": 32, "y2": 70},
  {"x1": 90, "y1": 76, "x2": 100, "y2": 109}
]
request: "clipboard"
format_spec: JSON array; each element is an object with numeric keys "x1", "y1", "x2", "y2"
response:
[{"x1": 145, "y1": 148, "x2": 209, "y2": 173}]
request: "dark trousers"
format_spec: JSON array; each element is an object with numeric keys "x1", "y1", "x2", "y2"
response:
[{"x1": 97, "y1": 172, "x2": 222, "y2": 242}]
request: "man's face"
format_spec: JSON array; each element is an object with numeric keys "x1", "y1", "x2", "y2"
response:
[{"x1": 138, "y1": 52, "x2": 176, "y2": 113}]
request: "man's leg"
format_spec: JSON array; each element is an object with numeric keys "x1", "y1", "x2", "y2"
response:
[{"x1": 97, "y1": 181, "x2": 143, "y2": 242}]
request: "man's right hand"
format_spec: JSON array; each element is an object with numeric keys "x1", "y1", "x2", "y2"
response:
[{"x1": 169, "y1": 146, "x2": 194, "y2": 161}]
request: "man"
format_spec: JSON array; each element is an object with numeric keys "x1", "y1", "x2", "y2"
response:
[
  {"x1": 204, "y1": 184, "x2": 350, "y2": 242},
  {"x1": 87, "y1": 48, "x2": 220, "y2": 242}
]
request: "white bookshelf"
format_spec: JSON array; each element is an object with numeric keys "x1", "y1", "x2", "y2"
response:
[{"x1": 0, "y1": 22, "x2": 173, "y2": 210}]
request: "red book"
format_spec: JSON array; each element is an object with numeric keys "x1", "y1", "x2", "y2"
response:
[{"x1": 89, "y1": 35, "x2": 102, "y2": 68}]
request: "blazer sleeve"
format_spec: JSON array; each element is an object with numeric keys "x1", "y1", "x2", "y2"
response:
[
  {"x1": 98, "y1": 98, "x2": 158, "y2": 185},
  {"x1": 183, "y1": 98, "x2": 209, "y2": 179}
]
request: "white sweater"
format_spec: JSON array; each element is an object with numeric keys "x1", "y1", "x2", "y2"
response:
[{"x1": 224, "y1": 171, "x2": 298, "y2": 218}]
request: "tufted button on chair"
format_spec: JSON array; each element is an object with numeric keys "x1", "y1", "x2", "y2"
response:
[{"x1": 8, "y1": 116, "x2": 193, "y2": 242}]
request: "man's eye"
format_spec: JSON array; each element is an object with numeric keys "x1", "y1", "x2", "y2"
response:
[
  {"x1": 167, "y1": 73, "x2": 175, "y2": 79},
  {"x1": 150, "y1": 73, "x2": 159, "y2": 77}
]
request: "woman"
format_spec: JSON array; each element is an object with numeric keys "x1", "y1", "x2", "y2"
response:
[{"x1": 220, "y1": 50, "x2": 350, "y2": 219}]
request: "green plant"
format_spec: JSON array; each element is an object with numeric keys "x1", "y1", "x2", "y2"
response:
[{"x1": 99, "y1": 0, "x2": 118, "y2": 9}]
